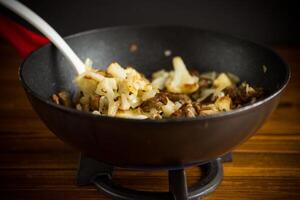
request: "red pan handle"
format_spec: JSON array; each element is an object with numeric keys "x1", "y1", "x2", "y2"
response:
[{"x1": 0, "y1": 15, "x2": 49, "y2": 58}]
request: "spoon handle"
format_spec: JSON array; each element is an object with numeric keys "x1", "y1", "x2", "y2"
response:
[{"x1": 0, "y1": 0, "x2": 85, "y2": 74}]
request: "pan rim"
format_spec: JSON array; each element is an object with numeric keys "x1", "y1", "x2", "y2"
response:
[{"x1": 19, "y1": 25, "x2": 291, "y2": 123}]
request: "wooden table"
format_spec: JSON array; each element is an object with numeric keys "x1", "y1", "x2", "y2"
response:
[{"x1": 0, "y1": 41, "x2": 299, "y2": 200}]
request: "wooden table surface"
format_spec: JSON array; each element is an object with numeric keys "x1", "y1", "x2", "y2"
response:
[{"x1": 0, "y1": 41, "x2": 299, "y2": 200}]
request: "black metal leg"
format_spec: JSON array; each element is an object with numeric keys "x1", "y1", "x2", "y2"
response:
[
  {"x1": 93, "y1": 175, "x2": 172, "y2": 200},
  {"x1": 169, "y1": 169, "x2": 188, "y2": 200},
  {"x1": 188, "y1": 158, "x2": 223, "y2": 200},
  {"x1": 77, "y1": 154, "x2": 223, "y2": 200},
  {"x1": 76, "y1": 153, "x2": 113, "y2": 186}
]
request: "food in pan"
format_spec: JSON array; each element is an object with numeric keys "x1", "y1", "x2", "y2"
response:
[{"x1": 52, "y1": 56, "x2": 263, "y2": 119}]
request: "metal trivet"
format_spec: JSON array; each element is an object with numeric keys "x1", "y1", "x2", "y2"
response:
[{"x1": 77, "y1": 153, "x2": 232, "y2": 200}]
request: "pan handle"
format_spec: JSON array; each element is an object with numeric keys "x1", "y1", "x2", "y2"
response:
[{"x1": 0, "y1": 14, "x2": 49, "y2": 58}]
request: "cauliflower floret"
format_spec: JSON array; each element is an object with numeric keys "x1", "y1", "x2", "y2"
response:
[
  {"x1": 120, "y1": 93, "x2": 131, "y2": 110},
  {"x1": 92, "y1": 110, "x2": 101, "y2": 115},
  {"x1": 108, "y1": 99, "x2": 120, "y2": 116},
  {"x1": 200, "y1": 104, "x2": 219, "y2": 115},
  {"x1": 99, "y1": 96, "x2": 108, "y2": 114},
  {"x1": 116, "y1": 66, "x2": 157, "y2": 109},
  {"x1": 118, "y1": 81, "x2": 142, "y2": 109},
  {"x1": 127, "y1": 93, "x2": 141, "y2": 108},
  {"x1": 75, "y1": 65, "x2": 104, "y2": 96},
  {"x1": 215, "y1": 95, "x2": 232, "y2": 111},
  {"x1": 95, "y1": 78, "x2": 117, "y2": 96},
  {"x1": 76, "y1": 76, "x2": 98, "y2": 96},
  {"x1": 213, "y1": 73, "x2": 232, "y2": 90},
  {"x1": 107, "y1": 62, "x2": 127, "y2": 79},
  {"x1": 165, "y1": 56, "x2": 199, "y2": 94},
  {"x1": 161, "y1": 98, "x2": 182, "y2": 117},
  {"x1": 116, "y1": 109, "x2": 148, "y2": 119},
  {"x1": 125, "y1": 67, "x2": 149, "y2": 92},
  {"x1": 212, "y1": 73, "x2": 233, "y2": 98},
  {"x1": 140, "y1": 89, "x2": 157, "y2": 101},
  {"x1": 197, "y1": 88, "x2": 215, "y2": 102},
  {"x1": 95, "y1": 78, "x2": 119, "y2": 116},
  {"x1": 151, "y1": 70, "x2": 169, "y2": 89},
  {"x1": 245, "y1": 83, "x2": 255, "y2": 95}
]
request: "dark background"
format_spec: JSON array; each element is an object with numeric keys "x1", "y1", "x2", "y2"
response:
[{"x1": 0, "y1": 0, "x2": 299, "y2": 44}]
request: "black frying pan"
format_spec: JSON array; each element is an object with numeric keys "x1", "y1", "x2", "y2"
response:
[{"x1": 19, "y1": 26, "x2": 290, "y2": 169}]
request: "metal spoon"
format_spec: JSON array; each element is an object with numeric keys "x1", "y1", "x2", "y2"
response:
[{"x1": 0, "y1": 0, "x2": 86, "y2": 74}]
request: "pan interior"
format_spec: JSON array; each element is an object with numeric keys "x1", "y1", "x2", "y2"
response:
[{"x1": 21, "y1": 26, "x2": 289, "y2": 103}]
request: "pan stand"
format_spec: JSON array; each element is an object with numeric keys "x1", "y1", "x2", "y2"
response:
[{"x1": 77, "y1": 153, "x2": 232, "y2": 200}]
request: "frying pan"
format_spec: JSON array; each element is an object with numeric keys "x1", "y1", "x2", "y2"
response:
[{"x1": 15, "y1": 25, "x2": 289, "y2": 169}]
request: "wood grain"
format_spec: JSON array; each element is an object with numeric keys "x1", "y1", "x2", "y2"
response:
[{"x1": 0, "y1": 41, "x2": 299, "y2": 200}]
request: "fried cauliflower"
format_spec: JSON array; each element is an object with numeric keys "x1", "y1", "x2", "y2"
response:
[{"x1": 53, "y1": 57, "x2": 263, "y2": 119}]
